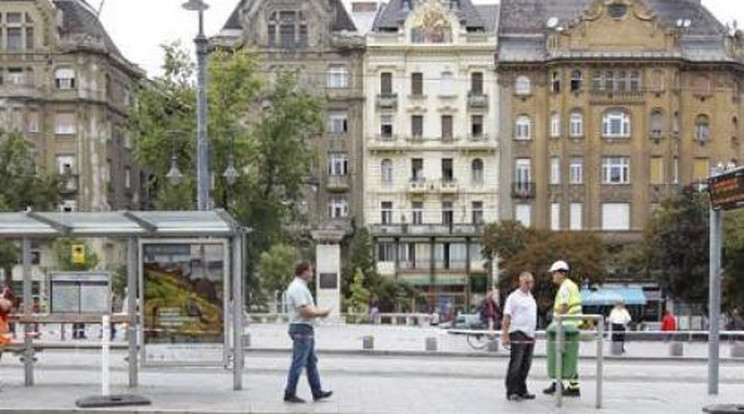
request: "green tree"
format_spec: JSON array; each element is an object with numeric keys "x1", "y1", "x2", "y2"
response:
[
  {"x1": 259, "y1": 244, "x2": 298, "y2": 305},
  {"x1": 723, "y1": 210, "x2": 744, "y2": 313},
  {"x1": 342, "y1": 227, "x2": 378, "y2": 298},
  {"x1": 347, "y1": 268, "x2": 371, "y2": 314},
  {"x1": 52, "y1": 238, "x2": 99, "y2": 272},
  {"x1": 644, "y1": 189, "x2": 709, "y2": 305}
]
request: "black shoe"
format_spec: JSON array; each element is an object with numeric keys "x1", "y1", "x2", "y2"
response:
[
  {"x1": 284, "y1": 395, "x2": 306, "y2": 404},
  {"x1": 520, "y1": 393, "x2": 536, "y2": 400},
  {"x1": 507, "y1": 394, "x2": 523, "y2": 402},
  {"x1": 543, "y1": 383, "x2": 558, "y2": 395},
  {"x1": 563, "y1": 388, "x2": 581, "y2": 397},
  {"x1": 313, "y1": 391, "x2": 333, "y2": 402}
]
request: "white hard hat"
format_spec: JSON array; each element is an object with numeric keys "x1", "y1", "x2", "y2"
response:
[{"x1": 549, "y1": 260, "x2": 570, "y2": 273}]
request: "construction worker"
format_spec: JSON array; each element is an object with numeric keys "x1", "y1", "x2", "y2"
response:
[{"x1": 543, "y1": 260, "x2": 582, "y2": 397}]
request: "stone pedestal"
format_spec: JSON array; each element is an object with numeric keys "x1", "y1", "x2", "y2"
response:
[
  {"x1": 669, "y1": 341, "x2": 684, "y2": 357},
  {"x1": 312, "y1": 228, "x2": 346, "y2": 324}
]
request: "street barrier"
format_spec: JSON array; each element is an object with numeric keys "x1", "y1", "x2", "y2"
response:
[{"x1": 554, "y1": 314, "x2": 604, "y2": 410}]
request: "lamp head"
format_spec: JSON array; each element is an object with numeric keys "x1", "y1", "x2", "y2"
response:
[{"x1": 182, "y1": 0, "x2": 209, "y2": 12}]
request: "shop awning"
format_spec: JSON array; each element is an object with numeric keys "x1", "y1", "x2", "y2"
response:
[{"x1": 581, "y1": 287, "x2": 647, "y2": 306}]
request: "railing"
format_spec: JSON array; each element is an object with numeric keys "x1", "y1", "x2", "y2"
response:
[
  {"x1": 467, "y1": 93, "x2": 489, "y2": 108},
  {"x1": 590, "y1": 89, "x2": 644, "y2": 104},
  {"x1": 376, "y1": 93, "x2": 398, "y2": 108},
  {"x1": 554, "y1": 314, "x2": 604, "y2": 409},
  {"x1": 326, "y1": 175, "x2": 349, "y2": 192},
  {"x1": 511, "y1": 182, "x2": 536, "y2": 199},
  {"x1": 60, "y1": 174, "x2": 79, "y2": 194},
  {"x1": 408, "y1": 178, "x2": 428, "y2": 193},
  {"x1": 439, "y1": 179, "x2": 458, "y2": 193}
]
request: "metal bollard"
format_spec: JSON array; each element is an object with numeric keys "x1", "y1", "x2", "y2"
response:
[
  {"x1": 487, "y1": 339, "x2": 499, "y2": 352},
  {"x1": 731, "y1": 342, "x2": 744, "y2": 358},
  {"x1": 242, "y1": 333, "x2": 251, "y2": 349},
  {"x1": 362, "y1": 336, "x2": 374, "y2": 350},
  {"x1": 425, "y1": 337, "x2": 437, "y2": 352},
  {"x1": 669, "y1": 341, "x2": 684, "y2": 357}
]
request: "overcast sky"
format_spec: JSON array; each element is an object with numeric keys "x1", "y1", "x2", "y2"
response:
[{"x1": 97, "y1": 0, "x2": 742, "y2": 77}]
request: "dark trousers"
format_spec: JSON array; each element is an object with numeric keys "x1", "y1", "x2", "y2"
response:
[
  {"x1": 505, "y1": 331, "x2": 535, "y2": 396},
  {"x1": 611, "y1": 324, "x2": 626, "y2": 350},
  {"x1": 284, "y1": 324, "x2": 323, "y2": 398}
]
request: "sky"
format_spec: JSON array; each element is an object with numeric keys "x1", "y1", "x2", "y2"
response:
[{"x1": 97, "y1": 0, "x2": 742, "y2": 77}]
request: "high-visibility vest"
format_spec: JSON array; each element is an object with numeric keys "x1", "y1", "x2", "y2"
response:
[
  {"x1": 554, "y1": 278, "x2": 582, "y2": 325},
  {"x1": 0, "y1": 317, "x2": 11, "y2": 346}
]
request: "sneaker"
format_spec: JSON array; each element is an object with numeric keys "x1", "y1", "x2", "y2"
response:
[
  {"x1": 507, "y1": 394, "x2": 523, "y2": 402},
  {"x1": 520, "y1": 393, "x2": 536, "y2": 400},
  {"x1": 283, "y1": 395, "x2": 306, "y2": 404},
  {"x1": 563, "y1": 388, "x2": 581, "y2": 398},
  {"x1": 543, "y1": 382, "x2": 558, "y2": 395},
  {"x1": 313, "y1": 391, "x2": 333, "y2": 402}
]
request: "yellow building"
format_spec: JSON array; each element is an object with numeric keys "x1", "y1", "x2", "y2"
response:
[{"x1": 497, "y1": 0, "x2": 744, "y2": 239}]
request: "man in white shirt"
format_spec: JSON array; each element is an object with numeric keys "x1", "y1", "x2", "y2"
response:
[
  {"x1": 608, "y1": 300, "x2": 632, "y2": 353},
  {"x1": 283, "y1": 262, "x2": 333, "y2": 404},
  {"x1": 501, "y1": 272, "x2": 538, "y2": 402}
]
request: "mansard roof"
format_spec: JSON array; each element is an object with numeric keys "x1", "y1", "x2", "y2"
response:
[
  {"x1": 52, "y1": 0, "x2": 123, "y2": 59},
  {"x1": 373, "y1": 0, "x2": 493, "y2": 31},
  {"x1": 223, "y1": 0, "x2": 357, "y2": 32}
]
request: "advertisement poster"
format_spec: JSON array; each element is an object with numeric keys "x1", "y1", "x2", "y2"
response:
[{"x1": 141, "y1": 241, "x2": 227, "y2": 365}]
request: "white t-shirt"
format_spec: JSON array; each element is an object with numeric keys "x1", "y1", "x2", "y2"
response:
[
  {"x1": 503, "y1": 289, "x2": 538, "y2": 338},
  {"x1": 286, "y1": 277, "x2": 315, "y2": 326},
  {"x1": 608, "y1": 307, "x2": 632, "y2": 326}
]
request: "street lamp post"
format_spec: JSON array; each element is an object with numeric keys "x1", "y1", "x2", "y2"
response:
[{"x1": 183, "y1": 0, "x2": 210, "y2": 211}]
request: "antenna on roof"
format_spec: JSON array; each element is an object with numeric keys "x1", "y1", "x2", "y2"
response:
[{"x1": 96, "y1": 0, "x2": 106, "y2": 17}]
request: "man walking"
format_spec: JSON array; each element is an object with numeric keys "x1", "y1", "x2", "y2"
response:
[
  {"x1": 502, "y1": 272, "x2": 537, "y2": 402},
  {"x1": 284, "y1": 262, "x2": 333, "y2": 404},
  {"x1": 543, "y1": 260, "x2": 582, "y2": 397}
]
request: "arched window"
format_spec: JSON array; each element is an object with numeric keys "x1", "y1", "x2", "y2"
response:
[
  {"x1": 515, "y1": 75, "x2": 531, "y2": 95},
  {"x1": 695, "y1": 114, "x2": 710, "y2": 142},
  {"x1": 650, "y1": 109, "x2": 664, "y2": 138},
  {"x1": 471, "y1": 159, "x2": 484, "y2": 185},
  {"x1": 570, "y1": 110, "x2": 583, "y2": 137},
  {"x1": 515, "y1": 115, "x2": 531, "y2": 140},
  {"x1": 602, "y1": 109, "x2": 631, "y2": 138},
  {"x1": 381, "y1": 159, "x2": 394, "y2": 185},
  {"x1": 550, "y1": 112, "x2": 561, "y2": 138}
]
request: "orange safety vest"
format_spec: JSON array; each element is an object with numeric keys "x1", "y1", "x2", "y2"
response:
[{"x1": 0, "y1": 316, "x2": 11, "y2": 345}]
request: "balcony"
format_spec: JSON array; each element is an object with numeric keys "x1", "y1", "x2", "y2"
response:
[
  {"x1": 439, "y1": 179, "x2": 459, "y2": 193},
  {"x1": 326, "y1": 175, "x2": 350, "y2": 192},
  {"x1": 367, "y1": 134, "x2": 400, "y2": 151},
  {"x1": 370, "y1": 223, "x2": 482, "y2": 237},
  {"x1": 0, "y1": 81, "x2": 41, "y2": 99},
  {"x1": 467, "y1": 92, "x2": 489, "y2": 108},
  {"x1": 408, "y1": 178, "x2": 429, "y2": 194},
  {"x1": 406, "y1": 135, "x2": 425, "y2": 145},
  {"x1": 511, "y1": 182, "x2": 536, "y2": 199},
  {"x1": 649, "y1": 130, "x2": 664, "y2": 142},
  {"x1": 376, "y1": 93, "x2": 398, "y2": 109},
  {"x1": 463, "y1": 134, "x2": 496, "y2": 151},
  {"x1": 590, "y1": 90, "x2": 644, "y2": 105},
  {"x1": 60, "y1": 174, "x2": 79, "y2": 195}
]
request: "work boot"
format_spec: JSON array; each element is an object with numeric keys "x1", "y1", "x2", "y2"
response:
[
  {"x1": 563, "y1": 388, "x2": 581, "y2": 397},
  {"x1": 543, "y1": 382, "x2": 559, "y2": 395}
]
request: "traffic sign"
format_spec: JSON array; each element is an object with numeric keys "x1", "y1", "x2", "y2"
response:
[{"x1": 708, "y1": 167, "x2": 744, "y2": 210}]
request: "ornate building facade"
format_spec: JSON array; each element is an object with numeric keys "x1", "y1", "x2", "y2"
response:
[
  {"x1": 497, "y1": 0, "x2": 744, "y2": 240},
  {"x1": 364, "y1": 0, "x2": 499, "y2": 309}
]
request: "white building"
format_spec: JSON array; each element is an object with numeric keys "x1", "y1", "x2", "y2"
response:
[{"x1": 363, "y1": 0, "x2": 500, "y2": 310}]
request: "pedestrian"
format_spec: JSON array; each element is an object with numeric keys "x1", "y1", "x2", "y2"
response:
[
  {"x1": 543, "y1": 260, "x2": 582, "y2": 397},
  {"x1": 661, "y1": 310, "x2": 677, "y2": 342},
  {"x1": 481, "y1": 289, "x2": 501, "y2": 336},
  {"x1": 502, "y1": 272, "x2": 537, "y2": 402},
  {"x1": 608, "y1": 300, "x2": 631, "y2": 353},
  {"x1": 0, "y1": 295, "x2": 12, "y2": 347},
  {"x1": 369, "y1": 296, "x2": 380, "y2": 325},
  {"x1": 283, "y1": 262, "x2": 333, "y2": 404}
]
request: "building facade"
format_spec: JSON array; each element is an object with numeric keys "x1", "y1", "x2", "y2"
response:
[
  {"x1": 497, "y1": 0, "x2": 744, "y2": 239},
  {"x1": 218, "y1": 0, "x2": 365, "y2": 234},
  {"x1": 364, "y1": 0, "x2": 500, "y2": 309}
]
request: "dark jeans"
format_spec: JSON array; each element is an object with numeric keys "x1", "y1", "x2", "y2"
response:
[
  {"x1": 284, "y1": 324, "x2": 323, "y2": 398},
  {"x1": 505, "y1": 331, "x2": 535, "y2": 396},
  {"x1": 611, "y1": 324, "x2": 626, "y2": 350}
]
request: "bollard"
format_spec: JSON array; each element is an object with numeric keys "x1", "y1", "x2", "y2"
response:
[
  {"x1": 669, "y1": 341, "x2": 684, "y2": 357},
  {"x1": 731, "y1": 342, "x2": 744, "y2": 359},
  {"x1": 425, "y1": 337, "x2": 437, "y2": 352},
  {"x1": 487, "y1": 339, "x2": 499, "y2": 353},
  {"x1": 362, "y1": 335, "x2": 374, "y2": 350},
  {"x1": 242, "y1": 333, "x2": 251, "y2": 349},
  {"x1": 610, "y1": 341, "x2": 624, "y2": 356}
]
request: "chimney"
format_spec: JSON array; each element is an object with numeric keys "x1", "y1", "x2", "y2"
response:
[{"x1": 352, "y1": 1, "x2": 378, "y2": 13}]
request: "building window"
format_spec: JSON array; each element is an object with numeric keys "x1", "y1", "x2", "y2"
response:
[
  {"x1": 26, "y1": 110, "x2": 39, "y2": 133},
  {"x1": 515, "y1": 115, "x2": 531, "y2": 140},
  {"x1": 380, "y1": 115, "x2": 393, "y2": 138},
  {"x1": 693, "y1": 158, "x2": 710, "y2": 181},
  {"x1": 25, "y1": 27, "x2": 34, "y2": 49},
  {"x1": 515, "y1": 205, "x2": 532, "y2": 227},
  {"x1": 440, "y1": 71, "x2": 454, "y2": 96},
  {"x1": 273, "y1": 10, "x2": 307, "y2": 49},
  {"x1": 442, "y1": 201, "x2": 454, "y2": 225},
  {"x1": 602, "y1": 203, "x2": 630, "y2": 231},
  {"x1": 268, "y1": 24, "x2": 276, "y2": 47},
  {"x1": 381, "y1": 72, "x2": 393, "y2": 94},
  {"x1": 570, "y1": 157, "x2": 583, "y2": 185},
  {"x1": 551, "y1": 71, "x2": 561, "y2": 94},
  {"x1": 471, "y1": 115, "x2": 484, "y2": 138},
  {"x1": 602, "y1": 110, "x2": 631, "y2": 138},
  {"x1": 56, "y1": 155, "x2": 75, "y2": 175},
  {"x1": 381, "y1": 202, "x2": 394, "y2": 224},
  {"x1": 515, "y1": 75, "x2": 531, "y2": 95},
  {"x1": 412, "y1": 201, "x2": 424, "y2": 225},
  {"x1": 327, "y1": 65, "x2": 348, "y2": 89},
  {"x1": 695, "y1": 114, "x2": 710, "y2": 142},
  {"x1": 441, "y1": 158, "x2": 454, "y2": 182},
  {"x1": 6, "y1": 67, "x2": 26, "y2": 84},
  {"x1": 327, "y1": 112, "x2": 348, "y2": 135},
  {"x1": 412, "y1": 158, "x2": 424, "y2": 180},
  {"x1": 570, "y1": 111, "x2": 583, "y2": 137},
  {"x1": 411, "y1": 115, "x2": 424, "y2": 137},
  {"x1": 650, "y1": 156, "x2": 665, "y2": 185},
  {"x1": 60, "y1": 200, "x2": 77, "y2": 213},
  {"x1": 328, "y1": 197, "x2": 349, "y2": 219},
  {"x1": 328, "y1": 152, "x2": 348, "y2": 176},
  {"x1": 411, "y1": 72, "x2": 423, "y2": 96},
  {"x1": 602, "y1": 157, "x2": 630, "y2": 184},
  {"x1": 673, "y1": 157, "x2": 680, "y2": 184},
  {"x1": 515, "y1": 158, "x2": 531, "y2": 187},
  {"x1": 54, "y1": 112, "x2": 77, "y2": 135},
  {"x1": 570, "y1": 203, "x2": 583, "y2": 230},
  {"x1": 650, "y1": 109, "x2": 664, "y2": 138},
  {"x1": 472, "y1": 201, "x2": 484, "y2": 225},
  {"x1": 381, "y1": 159, "x2": 394, "y2": 186},
  {"x1": 592, "y1": 70, "x2": 643, "y2": 92},
  {"x1": 378, "y1": 242, "x2": 396, "y2": 262},
  {"x1": 551, "y1": 203, "x2": 560, "y2": 231},
  {"x1": 7, "y1": 27, "x2": 22, "y2": 51},
  {"x1": 550, "y1": 156, "x2": 560, "y2": 185},
  {"x1": 571, "y1": 70, "x2": 583, "y2": 92},
  {"x1": 471, "y1": 72, "x2": 484, "y2": 95},
  {"x1": 550, "y1": 112, "x2": 560, "y2": 138},
  {"x1": 471, "y1": 159, "x2": 484, "y2": 185},
  {"x1": 441, "y1": 115, "x2": 453, "y2": 140},
  {"x1": 55, "y1": 69, "x2": 76, "y2": 90}
]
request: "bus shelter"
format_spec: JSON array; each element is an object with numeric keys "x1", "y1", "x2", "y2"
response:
[{"x1": 0, "y1": 210, "x2": 248, "y2": 391}]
